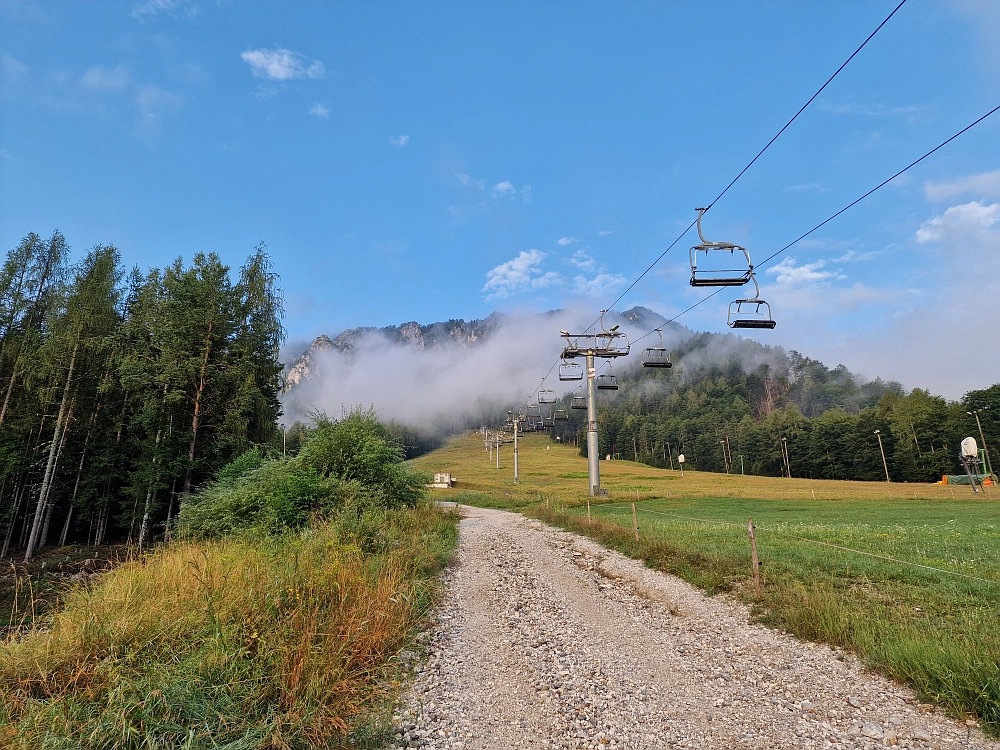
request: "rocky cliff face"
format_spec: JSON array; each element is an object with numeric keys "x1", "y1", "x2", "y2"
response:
[{"x1": 283, "y1": 312, "x2": 507, "y2": 391}]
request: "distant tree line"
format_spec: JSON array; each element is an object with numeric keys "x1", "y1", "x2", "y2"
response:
[
  {"x1": 0, "y1": 231, "x2": 284, "y2": 559},
  {"x1": 552, "y1": 337, "x2": 998, "y2": 482}
]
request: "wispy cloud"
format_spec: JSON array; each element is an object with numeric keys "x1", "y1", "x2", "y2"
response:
[
  {"x1": 492, "y1": 180, "x2": 515, "y2": 197},
  {"x1": 598, "y1": 230, "x2": 613, "y2": 237},
  {"x1": 568, "y1": 248, "x2": 596, "y2": 272},
  {"x1": 308, "y1": 103, "x2": 329, "y2": 119},
  {"x1": 482, "y1": 249, "x2": 562, "y2": 300},
  {"x1": 834, "y1": 247, "x2": 890, "y2": 263},
  {"x1": 785, "y1": 182, "x2": 829, "y2": 193},
  {"x1": 765, "y1": 258, "x2": 845, "y2": 286},
  {"x1": 135, "y1": 84, "x2": 183, "y2": 140},
  {"x1": 389, "y1": 134, "x2": 410, "y2": 147},
  {"x1": 241, "y1": 48, "x2": 325, "y2": 81},
  {"x1": 924, "y1": 170, "x2": 1000, "y2": 202},
  {"x1": 0, "y1": 52, "x2": 28, "y2": 96},
  {"x1": 456, "y1": 173, "x2": 485, "y2": 190},
  {"x1": 819, "y1": 101, "x2": 929, "y2": 118},
  {"x1": 130, "y1": 0, "x2": 199, "y2": 19},
  {"x1": 81, "y1": 64, "x2": 130, "y2": 93},
  {"x1": 557, "y1": 237, "x2": 578, "y2": 246}
]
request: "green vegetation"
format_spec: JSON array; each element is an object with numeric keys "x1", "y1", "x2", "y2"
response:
[
  {"x1": 547, "y1": 335, "x2": 999, "y2": 483},
  {"x1": 0, "y1": 231, "x2": 285, "y2": 557},
  {"x1": 417, "y1": 433, "x2": 1000, "y2": 735},
  {"x1": 1, "y1": 410, "x2": 458, "y2": 748}
]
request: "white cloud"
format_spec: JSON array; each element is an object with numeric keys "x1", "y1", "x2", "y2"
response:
[
  {"x1": 572, "y1": 272, "x2": 627, "y2": 297},
  {"x1": 785, "y1": 182, "x2": 829, "y2": 193},
  {"x1": 568, "y1": 248, "x2": 596, "y2": 272},
  {"x1": 492, "y1": 181, "x2": 515, "y2": 197},
  {"x1": 130, "y1": 0, "x2": 199, "y2": 19},
  {"x1": 1, "y1": 52, "x2": 29, "y2": 93},
  {"x1": 765, "y1": 258, "x2": 845, "y2": 286},
  {"x1": 557, "y1": 237, "x2": 578, "y2": 246},
  {"x1": 389, "y1": 134, "x2": 410, "y2": 147},
  {"x1": 915, "y1": 201, "x2": 999, "y2": 245},
  {"x1": 834, "y1": 247, "x2": 889, "y2": 263},
  {"x1": 457, "y1": 173, "x2": 485, "y2": 190},
  {"x1": 134, "y1": 84, "x2": 182, "y2": 139},
  {"x1": 482, "y1": 249, "x2": 562, "y2": 300},
  {"x1": 241, "y1": 48, "x2": 325, "y2": 81},
  {"x1": 819, "y1": 101, "x2": 929, "y2": 118},
  {"x1": 924, "y1": 170, "x2": 1000, "y2": 202},
  {"x1": 598, "y1": 230, "x2": 613, "y2": 237},
  {"x1": 80, "y1": 65, "x2": 130, "y2": 93},
  {"x1": 521, "y1": 184, "x2": 533, "y2": 204},
  {"x1": 309, "y1": 103, "x2": 329, "y2": 118}
]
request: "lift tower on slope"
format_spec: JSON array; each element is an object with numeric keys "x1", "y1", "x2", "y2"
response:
[{"x1": 560, "y1": 312, "x2": 630, "y2": 496}]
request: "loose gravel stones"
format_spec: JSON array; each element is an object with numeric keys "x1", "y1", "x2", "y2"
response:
[{"x1": 391, "y1": 507, "x2": 997, "y2": 749}]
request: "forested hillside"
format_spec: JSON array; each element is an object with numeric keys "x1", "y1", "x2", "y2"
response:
[
  {"x1": 551, "y1": 333, "x2": 998, "y2": 483},
  {"x1": 0, "y1": 231, "x2": 284, "y2": 558}
]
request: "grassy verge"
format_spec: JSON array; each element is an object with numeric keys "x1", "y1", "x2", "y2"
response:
[
  {"x1": 0, "y1": 502, "x2": 458, "y2": 749},
  {"x1": 416, "y1": 432, "x2": 1000, "y2": 736}
]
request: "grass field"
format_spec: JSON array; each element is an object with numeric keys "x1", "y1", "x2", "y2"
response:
[{"x1": 412, "y1": 432, "x2": 1000, "y2": 735}]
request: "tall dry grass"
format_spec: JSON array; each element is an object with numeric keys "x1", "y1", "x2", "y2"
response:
[{"x1": 0, "y1": 503, "x2": 456, "y2": 749}]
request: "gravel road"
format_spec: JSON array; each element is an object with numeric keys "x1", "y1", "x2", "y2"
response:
[{"x1": 391, "y1": 505, "x2": 997, "y2": 750}]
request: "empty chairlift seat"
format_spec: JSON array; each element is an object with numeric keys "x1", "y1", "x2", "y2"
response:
[
  {"x1": 538, "y1": 388, "x2": 557, "y2": 404},
  {"x1": 571, "y1": 395, "x2": 587, "y2": 409},
  {"x1": 727, "y1": 275, "x2": 776, "y2": 330},
  {"x1": 554, "y1": 409, "x2": 569, "y2": 421},
  {"x1": 559, "y1": 361, "x2": 584, "y2": 381},
  {"x1": 688, "y1": 208, "x2": 754, "y2": 287},
  {"x1": 596, "y1": 374, "x2": 618, "y2": 390},
  {"x1": 641, "y1": 329, "x2": 672, "y2": 368}
]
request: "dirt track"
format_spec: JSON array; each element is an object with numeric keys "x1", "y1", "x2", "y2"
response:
[{"x1": 391, "y1": 505, "x2": 995, "y2": 750}]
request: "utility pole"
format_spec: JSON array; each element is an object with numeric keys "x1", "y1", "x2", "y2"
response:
[
  {"x1": 968, "y1": 409, "x2": 993, "y2": 477},
  {"x1": 781, "y1": 437, "x2": 791, "y2": 478},
  {"x1": 280, "y1": 423, "x2": 286, "y2": 456},
  {"x1": 874, "y1": 429, "x2": 890, "y2": 483}
]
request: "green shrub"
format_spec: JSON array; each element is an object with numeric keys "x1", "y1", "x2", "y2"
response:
[{"x1": 179, "y1": 409, "x2": 428, "y2": 538}]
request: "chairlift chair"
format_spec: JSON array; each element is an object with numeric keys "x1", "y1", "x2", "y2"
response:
[
  {"x1": 595, "y1": 311, "x2": 631, "y2": 357},
  {"x1": 559, "y1": 361, "x2": 584, "y2": 381},
  {"x1": 527, "y1": 404, "x2": 541, "y2": 418},
  {"x1": 538, "y1": 389, "x2": 557, "y2": 404},
  {"x1": 727, "y1": 274, "x2": 776, "y2": 330},
  {"x1": 571, "y1": 395, "x2": 587, "y2": 410},
  {"x1": 554, "y1": 409, "x2": 569, "y2": 421},
  {"x1": 596, "y1": 374, "x2": 618, "y2": 390},
  {"x1": 689, "y1": 208, "x2": 753, "y2": 287},
  {"x1": 641, "y1": 329, "x2": 672, "y2": 369}
]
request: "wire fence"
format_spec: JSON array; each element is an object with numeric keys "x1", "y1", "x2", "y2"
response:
[{"x1": 587, "y1": 501, "x2": 1000, "y2": 588}]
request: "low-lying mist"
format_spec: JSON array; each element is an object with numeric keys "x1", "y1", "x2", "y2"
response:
[{"x1": 279, "y1": 307, "x2": 789, "y2": 434}]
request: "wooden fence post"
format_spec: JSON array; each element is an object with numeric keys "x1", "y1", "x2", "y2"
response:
[
  {"x1": 747, "y1": 518, "x2": 761, "y2": 595},
  {"x1": 587, "y1": 498, "x2": 591, "y2": 525},
  {"x1": 632, "y1": 502, "x2": 639, "y2": 541}
]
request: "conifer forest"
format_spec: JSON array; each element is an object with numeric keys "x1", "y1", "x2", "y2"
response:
[{"x1": 0, "y1": 231, "x2": 284, "y2": 559}]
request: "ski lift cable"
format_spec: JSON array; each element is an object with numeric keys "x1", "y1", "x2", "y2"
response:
[
  {"x1": 628, "y1": 100, "x2": 1000, "y2": 348},
  {"x1": 588, "y1": 0, "x2": 910, "y2": 329},
  {"x1": 516, "y1": 1, "x2": 913, "y2": 412}
]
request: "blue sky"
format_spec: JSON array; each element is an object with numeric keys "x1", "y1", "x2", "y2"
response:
[{"x1": 1, "y1": 0, "x2": 998, "y2": 397}]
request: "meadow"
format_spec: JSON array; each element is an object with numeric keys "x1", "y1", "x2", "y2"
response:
[
  {"x1": 0, "y1": 507, "x2": 457, "y2": 750},
  {"x1": 413, "y1": 432, "x2": 1000, "y2": 734}
]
